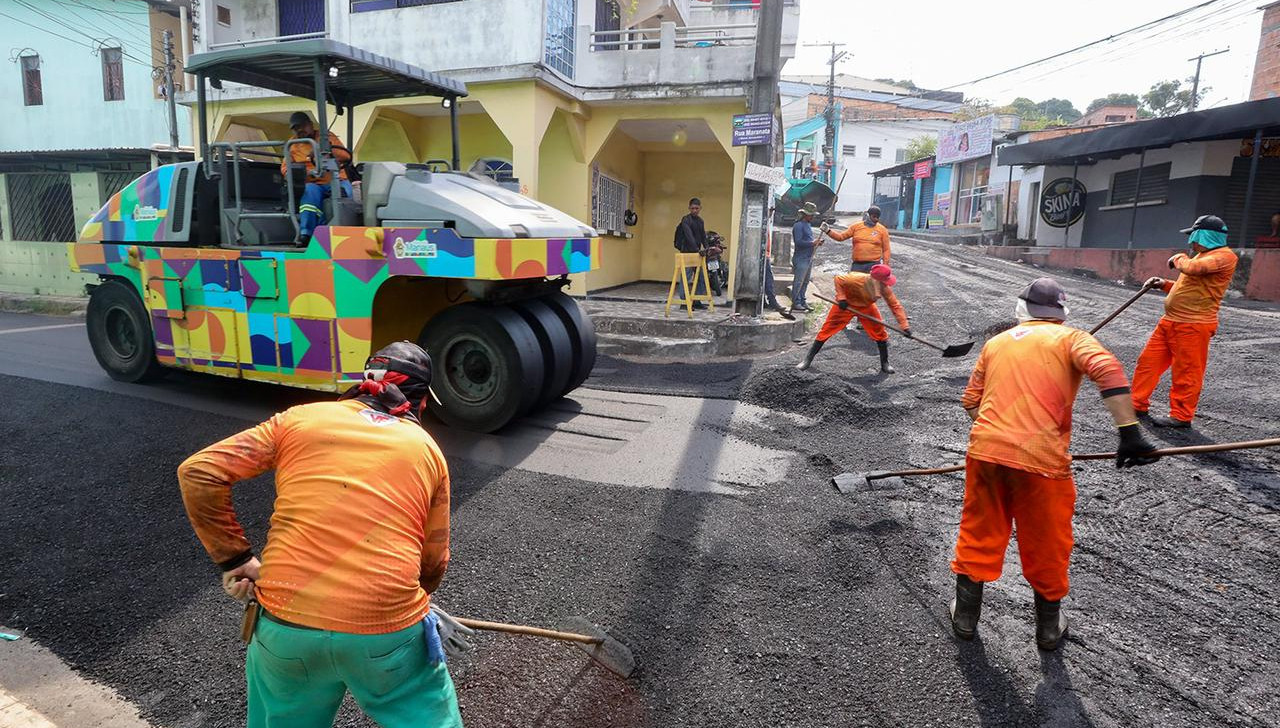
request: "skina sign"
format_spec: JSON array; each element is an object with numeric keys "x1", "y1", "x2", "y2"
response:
[{"x1": 1039, "y1": 178, "x2": 1087, "y2": 228}]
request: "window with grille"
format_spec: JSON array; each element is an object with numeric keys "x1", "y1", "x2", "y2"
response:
[
  {"x1": 895, "y1": 149, "x2": 907, "y2": 163},
  {"x1": 868, "y1": 147, "x2": 882, "y2": 159},
  {"x1": 21, "y1": 55, "x2": 42, "y2": 106},
  {"x1": 1109, "y1": 162, "x2": 1171, "y2": 205},
  {"x1": 8, "y1": 174, "x2": 76, "y2": 242},
  {"x1": 544, "y1": 0, "x2": 576, "y2": 78},
  {"x1": 592, "y1": 173, "x2": 628, "y2": 233},
  {"x1": 102, "y1": 48, "x2": 124, "y2": 101},
  {"x1": 842, "y1": 144, "x2": 856, "y2": 156}
]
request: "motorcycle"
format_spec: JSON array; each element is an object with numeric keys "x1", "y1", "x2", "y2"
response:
[{"x1": 704, "y1": 231, "x2": 729, "y2": 296}]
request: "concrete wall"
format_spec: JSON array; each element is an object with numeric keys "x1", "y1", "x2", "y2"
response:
[
  {"x1": 0, "y1": 175, "x2": 96, "y2": 297},
  {"x1": 1016, "y1": 140, "x2": 1240, "y2": 248},
  {"x1": 344, "y1": 0, "x2": 543, "y2": 70},
  {"x1": 641, "y1": 147, "x2": 734, "y2": 281},
  {"x1": 590, "y1": 130, "x2": 646, "y2": 290},
  {"x1": 982, "y1": 245, "x2": 1280, "y2": 303},
  {"x1": 2, "y1": 0, "x2": 191, "y2": 152}
]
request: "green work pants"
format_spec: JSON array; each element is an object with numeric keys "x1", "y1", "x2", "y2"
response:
[{"x1": 246, "y1": 614, "x2": 464, "y2": 728}]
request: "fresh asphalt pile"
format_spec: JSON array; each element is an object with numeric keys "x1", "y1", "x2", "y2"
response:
[{"x1": 0, "y1": 236, "x2": 1276, "y2": 727}]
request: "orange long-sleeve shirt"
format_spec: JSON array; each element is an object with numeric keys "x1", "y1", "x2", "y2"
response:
[
  {"x1": 1159, "y1": 247, "x2": 1237, "y2": 324},
  {"x1": 827, "y1": 220, "x2": 891, "y2": 264},
  {"x1": 281, "y1": 131, "x2": 350, "y2": 185},
  {"x1": 178, "y1": 400, "x2": 450, "y2": 634},
  {"x1": 962, "y1": 321, "x2": 1130, "y2": 479},
  {"x1": 834, "y1": 272, "x2": 909, "y2": 328}
]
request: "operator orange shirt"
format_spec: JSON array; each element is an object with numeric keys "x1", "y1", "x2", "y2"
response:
[
  {"x1": 827, "y1": 220, "x2": 891, "y2": 264},
  {"x1": 962, "y1": 321, "x2": 1129, "y2": 479},
  {"x1": 281, "y1": 131, "x2": 351, "y2": 185},
  {"x1": 178, "y1": 399, "x2": 450, "y2": 634},
  {"x1": 1159, "y1": 247, "x2": 1238, "y2": 324},
  {"x1": 834, "y1": 272, "x2": 909, "y2": 327}
]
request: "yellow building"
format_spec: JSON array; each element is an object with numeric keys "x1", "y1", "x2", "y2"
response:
[{"x1": 193, "y1": 0, "x2": 801, "y2": 296}]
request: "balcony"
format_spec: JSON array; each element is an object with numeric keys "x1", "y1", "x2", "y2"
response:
[
  {"x1": 203, "y1": 0, "x2": 327, "y2": 51},
  {"x1": 574, "y1": 20, "x2": 759, "y2": 96}
]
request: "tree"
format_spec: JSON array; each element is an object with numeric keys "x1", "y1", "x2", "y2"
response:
[
  {"x1": 995, "y1": 97, "x2": 1081, "y2": 127},
  {"x1": 1142, "y1": 77, "x2": 1208, "y2": 117},
  {"x1": 904, "y1": 135, "x2": 937, "y2": 161},
  {"x1": 1086, "y1": 93, "x2": 1140, "y2": 114},
  {"x1": 1037, "y1": 98, "x2": 1081, "y2": 122},
  {"x1": 874, "y1": 78, "x2": 920, "y2": 91}
]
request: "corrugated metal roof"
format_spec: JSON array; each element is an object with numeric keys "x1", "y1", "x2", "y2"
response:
[{"x1": 778, "y1": 81, "x2": 963, "y2": 114}]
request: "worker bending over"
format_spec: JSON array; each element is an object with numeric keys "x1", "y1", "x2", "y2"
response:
[
  {"x1": 796, "y1": 264, "x2": 910, "y2": 374},
  {"x1": 1131, "y1": 214, "x2": 1238, "y2": 428},
  {"x1": 283, "y1": 111, "x2": 353, "y2": 244},
  {"x1": 952, "y1": 278, "x2": 1159, "y2": 650},
  {"x1": 821, "y1": 205, "x2": 891, "y2": 272},
  {"x1": 179, "y1": 342, "x2": 467, "y2": 728}
]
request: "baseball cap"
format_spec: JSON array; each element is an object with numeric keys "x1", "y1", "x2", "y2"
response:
[
  {"x1": 869, "y1": 263, "x2": 897, "y2": 287},
  {"x1": 1019, "y1": 277, "x2": 1067, "y2": 320},
  {"x1": 1180, "y1": 214, "x2": 1227, "y2": 235},
  {"x1": 289, "y1": 111, "x2": 311, "y2": 129}
]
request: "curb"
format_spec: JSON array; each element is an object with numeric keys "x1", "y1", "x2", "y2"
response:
[{"x1": 0, "y1": 293, "x2": 88, "y2": 317}]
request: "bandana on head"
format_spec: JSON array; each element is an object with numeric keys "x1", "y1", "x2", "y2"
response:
[
  {"x1": 339, "y1": 341, "x2": 434, "y2": 424},
  {"x1": 1189, "y1": 228, "x2": 1227, "y2": 250}
]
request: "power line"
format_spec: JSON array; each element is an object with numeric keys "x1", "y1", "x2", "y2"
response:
[
  {"x1": 934, "y1": 0, "x2": 1240, "y2": 91},
  {"x1": 10, "y1": 0, "x2": 157, "y2": 69}
]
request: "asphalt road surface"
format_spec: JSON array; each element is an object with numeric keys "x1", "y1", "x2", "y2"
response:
[{"x1": 1, "y1": 237, "x2": 1277, "y2": 728}]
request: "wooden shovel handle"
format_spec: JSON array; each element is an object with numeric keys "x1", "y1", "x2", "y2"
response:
[
  {"x1": 873, "y1": 438, "x2": 1280, "y2": 479},
  {"x1": 455, "y1": 617, "x2": 602, "y2": 645},
  {"x1": 1088, "y1": 281, "x2": 1157, "y2": 335},
  {"x1": 1072, "y1": 437, "x2": 1280, "y2": 461},
  {"x1": 810, "y1": 292, "x2": 944, "y2": 351}
]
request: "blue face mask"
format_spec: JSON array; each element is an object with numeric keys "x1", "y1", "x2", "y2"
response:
[{"x1": 1188, "y1": 228, "x2": 1227, "y2": 250}]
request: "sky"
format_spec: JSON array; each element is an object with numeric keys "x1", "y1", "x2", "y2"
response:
[{"x1": 781, "y1": 0, "x2": 1266, "y2": 113}]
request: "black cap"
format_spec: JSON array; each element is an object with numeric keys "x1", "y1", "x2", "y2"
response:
[
  {"x1": 288, "y1": 111, "x2": 311, "y2": 129},
  {"x1": 1180, "y1": 214, "x2": 1227, "y2": 235},
  {"x1": 1019, "y1": 277, "x2": 1067, "y2": 320}
]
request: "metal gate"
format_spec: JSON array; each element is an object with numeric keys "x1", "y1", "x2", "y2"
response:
[{"x1": 1224, "y1": 156, "x2": 1280, "y2": 248}]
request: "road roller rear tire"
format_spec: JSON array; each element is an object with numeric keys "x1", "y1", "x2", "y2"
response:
[
  {"x1": 541, "y1": 291, "x2": 597, "y2": 397},
  {"x1": 86, "y1": 279, "x2": 166, "y2": 383},
  {"x1": 419, "y1": 302, "x2": 545, "y2": 432},
  {"x1": 510, "y1": 299, "x2": 573, "y2": 410}
]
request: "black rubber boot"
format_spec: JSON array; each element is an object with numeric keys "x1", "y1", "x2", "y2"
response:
[
  {"x1": 796, "y1": 339, "x2": 825, "y2": 370},
  {"x1": 949, "y1": 574, "x2": 983, "y2": 640},
  {"x1": 1150, "y1": 415, "x2": 1192, "y2": 428},
  {"x1": 1034, "y1": 592, "x2": 1069, "y2": 650},
  {"x1": 877, "y1": 340, "x2": 895, "y2": 374}
]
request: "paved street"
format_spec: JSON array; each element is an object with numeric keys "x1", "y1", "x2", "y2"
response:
[{"x1": 2, "y1": 237, "x2": 1277, "y2": 727}]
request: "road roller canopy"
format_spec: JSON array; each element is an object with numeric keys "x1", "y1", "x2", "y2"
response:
[{"x1": 185, "y1": 39, "x2": 468, "y2": 107}]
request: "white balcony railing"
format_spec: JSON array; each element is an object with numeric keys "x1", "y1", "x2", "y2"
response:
[
  {"x1": 575, "y1": 21, "x2": 757, "y2": 93},
  {"x1": 587, "y1": 22, "x2": 757, "y2": 51}
]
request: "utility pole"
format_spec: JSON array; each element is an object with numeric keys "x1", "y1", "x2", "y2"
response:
[
  {"x1": 803, "y1": 42, "x2": 846, "y2": 188},
  {"x1": 162, "y1": 29, "x2": 179, "y2": 159},
  {"x1": 1187, "y1": 48, "x2": 1228, "y2": 111},
  {"x1": 732, "y1": 0, "x2": 784, "y2": 316}
]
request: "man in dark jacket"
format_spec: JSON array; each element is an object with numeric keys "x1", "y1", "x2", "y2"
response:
[{"x1": 673, "y1": 197, "x2": 709, "y2": 308}]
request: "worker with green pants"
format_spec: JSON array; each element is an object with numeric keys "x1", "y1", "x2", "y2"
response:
[{"x1": 179, "y1": 342, "x2": 471, "y2": 727}]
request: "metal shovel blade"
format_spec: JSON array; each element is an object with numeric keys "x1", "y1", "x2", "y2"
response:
[
  {"x1": 561, "y1": 616, "x2": 636, "y2": 678},
  {"x1": 832, "y1": 472, "x2": 904, "y2": 494},
  {"x1": 942, "y1": 341, "x2": 976, "y2": 358}
]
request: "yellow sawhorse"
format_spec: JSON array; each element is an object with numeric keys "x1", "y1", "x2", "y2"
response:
[{"x1": 665, "y1": 252, "x2": 715, "y2": 318}]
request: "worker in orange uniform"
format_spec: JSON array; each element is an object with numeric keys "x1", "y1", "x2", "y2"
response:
[
  {"x1": 795, "y1": 263, "x2": 910, "y2": 374},
  {"x1": 283, "y1": 111, "x2": 353, "y2": 244},
  {"x1": 952, "y1": 278, "x2": 1160, "y2": 650},
  {"x1": 178, "y1": 342, "x2": 468, "y2": 728},
  {"x1": 821, "y1": 205, "x2": 891, "y2": 272},
  {"x1": 1131, "y1": 214, "x2": 1239, "y2": 428}
]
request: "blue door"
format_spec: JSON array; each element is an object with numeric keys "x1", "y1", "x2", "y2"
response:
[{"x1": 279, "y1": 0, "x2": 325, "y2": 37}]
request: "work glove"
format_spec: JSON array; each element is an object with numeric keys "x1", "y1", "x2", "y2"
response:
[
  {"x1": 429, "y1": 603, "x2": 475, "y2": 659},
  {"x1": 902, "y1": 328, "x2": 914, "y2": 339},
  {"x1": 1116, "y1": 423, "x2": 1160, "y2": 468},
  {"x1": 819, "y1": 222, "x2": 831, "y2": 233},
  {"x1": 1144, "y1": 276, "x2": 1165, "y2": 289},
  {"x1": 837, "y1": 300, "x2": 850, "y2": 311}
]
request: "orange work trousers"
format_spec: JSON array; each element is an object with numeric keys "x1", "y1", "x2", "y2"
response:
[
  {"x1": 951, "y1": 456, "x2": 1076, "y2": 601},
  {"x1": 1130, "y1": 318, "x2": 1216, "y2": 422},
  {"x1": 815, "y1": 302, "x2": 888, "y2": 343}
]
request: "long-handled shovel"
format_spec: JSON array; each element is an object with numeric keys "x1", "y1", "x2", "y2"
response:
[
  {"x1": 832, "y1": 437, "x2": 1280, "y2": 493},
  {"x1": 1089, "y1": 280, "x2": 1158, "y2": 335},
  {"x1": 812, "y1": 293, "x2": 974, "y2": 358},
  {"x1": 456, "y1": 616, "x2": 635, "y2": 678}
]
